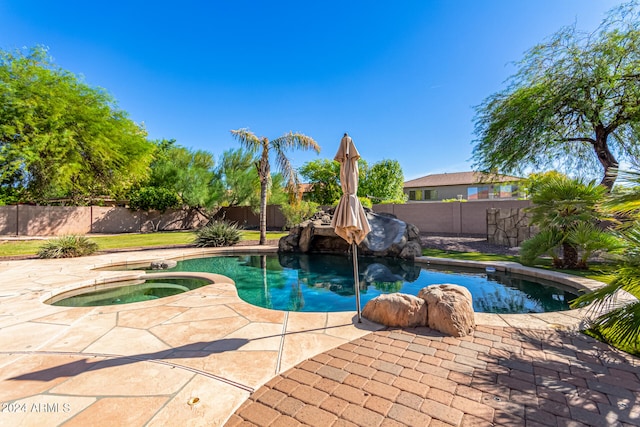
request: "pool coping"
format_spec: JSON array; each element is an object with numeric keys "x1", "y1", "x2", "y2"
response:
[
  {"x1": 40, "y1": 246, "x2": 608, "y2": 330},
  {"x1": 36, "y1": 248, "x2": 614, "y2": 333},
  {"x1": 63, "y1": 249, "x2": 611, "y2": 331},
  {"x1": 0, "y1": 245, "x2": 383, "y2": 426}
]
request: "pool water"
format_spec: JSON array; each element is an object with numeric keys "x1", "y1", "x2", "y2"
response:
[
  {"x1": 162, "y1": 253, "x2": 579, "y2": 313},
  {"x1": 51, "y1": 277, "x2": 211, "y2": 307}
]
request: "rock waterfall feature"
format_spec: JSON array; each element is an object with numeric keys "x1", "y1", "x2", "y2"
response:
[{"x1": 278, "y1": 209, "x2": 422, "y2": 260}]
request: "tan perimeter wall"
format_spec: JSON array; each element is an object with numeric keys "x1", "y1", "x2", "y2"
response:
[
  {"x1": 214, "y1": 205, "x2": 287, "y2": 230},
  {"x1": 0, "y1": 206, "x2": 207, "y2": 236},
  {"x1": 0, "y1": 200, "x2": 531, "y2": 237},
  {"x1": 373, "y1": 200, "x2": 532, "y2": 236}
]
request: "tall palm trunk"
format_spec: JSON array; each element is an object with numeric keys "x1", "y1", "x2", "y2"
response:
[
  {"x1": 230, "y1": 129, "x2": 320, "y2": 246},
  {"x1": 257, "y1": 141, "x2": 270, "y2": 245},
  {"x1": 259, "y1": 178, "x2": 268, "y2": 245}
]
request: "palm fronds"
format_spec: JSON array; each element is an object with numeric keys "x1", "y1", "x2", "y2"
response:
[{"x1": 571, "y1": 222, "x2": 640, "y2": 350}]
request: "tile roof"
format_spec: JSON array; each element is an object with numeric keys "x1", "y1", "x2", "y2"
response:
[{"x1": 404, "y1": 171, "x2": 522, "y2": 188}]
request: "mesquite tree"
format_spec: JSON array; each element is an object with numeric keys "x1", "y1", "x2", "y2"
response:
[{"x1": 473, "y1": 2, "x2": 640, "y2": 191}]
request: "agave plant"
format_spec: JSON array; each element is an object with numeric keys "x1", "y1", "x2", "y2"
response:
[
  {"x1": 38, "y1": 235, "x2": 99, "y2": 258},
  {"x1": 194, "y1": 221, "x2": 242, "y2": 247}
]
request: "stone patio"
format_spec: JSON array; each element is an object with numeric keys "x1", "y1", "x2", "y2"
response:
[
  {"x1": 226, "y1": 326, "x2": 640, "y2": 427},
  {"x1": 0, "y1": 246, "x2": 638, "y2": 426}
]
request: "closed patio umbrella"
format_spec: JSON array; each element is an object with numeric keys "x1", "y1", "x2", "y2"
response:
[{"x1": 331, "y1": 133, "x2": 371, "y2": 322}]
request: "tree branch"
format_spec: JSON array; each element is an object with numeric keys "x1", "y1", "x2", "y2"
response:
[{"x1": 563, "y1": 137, "x2": 597, "y2": 144}]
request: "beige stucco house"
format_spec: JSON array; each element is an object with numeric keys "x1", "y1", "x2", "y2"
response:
[{"x1": 403, "y1": 171, "x2": 522, "y2": 202}]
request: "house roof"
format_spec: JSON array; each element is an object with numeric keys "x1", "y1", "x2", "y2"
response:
[
  {"x1": 404, "y1": 171, "x2": 522, "y2": 188},
  {"x1": 298, "y1": 183, "x2": 314, "y2": 193}
]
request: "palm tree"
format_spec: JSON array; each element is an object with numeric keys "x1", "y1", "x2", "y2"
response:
[
  {"x1": 230, "y1": 129, "x2": 320, "y2": 245},
  {"x1": 571, "y1": 170, "x2": 640, "y2": 352},
  {"x1": 572, "y1": 226, "x2": 640, "y2": 352},
  {"x1": 520, "y1": 174, "x2": 618, "y2": 269}
]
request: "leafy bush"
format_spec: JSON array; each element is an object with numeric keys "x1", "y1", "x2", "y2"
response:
[
  {"x1": 375, "y1": 195, "x2": 407, "y2": 204},
  {"x1": 194, "y1": 221, "x2": 242, "y2": 247},
  {"x1": 38, "y1": 235, "x2": 99, "y2": 258},
  {"x1": 359, "y1": 197, "x2": 373, "y2": 209},
  {"x1": 128, "y1": 187, "x2": 180, "y2": 212},
  {"x1": 280, "y1": 201, "x2": 319, "y2": 228}
]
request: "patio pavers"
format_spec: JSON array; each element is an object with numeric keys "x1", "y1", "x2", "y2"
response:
[{"x1": 226, "y1": 326, "x2": 640, "y2": 427}]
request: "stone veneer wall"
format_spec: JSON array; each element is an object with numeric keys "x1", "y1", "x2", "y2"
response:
[{"x1": 487, "y1": 208, "x2": 536, "y2": 247}]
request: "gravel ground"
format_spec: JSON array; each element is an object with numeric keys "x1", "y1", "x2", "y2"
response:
[{"x1": 420, "y1": 234, "x2": 521, "y2": 256}]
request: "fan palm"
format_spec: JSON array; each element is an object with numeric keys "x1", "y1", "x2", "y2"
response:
[
  {"x1": 604, "y1": 169, "x2": 640, "y2": 226},
  {"x1": 571, "y1": 226, "x2": 640, "y2": 352},
  {"x1": 230, "y1": 129, "x2": 320, "y2": 244},
  {"x1": 520, "y1": 174, "x2": 615, "y2": 268},
  {"x1": 571, "y1": 170, "x2": 640, "y2": 352}
]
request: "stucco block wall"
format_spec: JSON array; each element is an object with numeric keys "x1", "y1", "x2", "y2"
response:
[
  {"x1": 142, "y1": 209, "x2": 207, "y2": 232},
  {"x1": 0, "y1": 206, "x2": 208, "y2": 236},
  {"x1": 91, "y1": 207, "x2": 142, "y2": 233},
  {"x1": 0, "y1": 201, "x2": 531, "y2": 237},
  {"x1": 215, "y1": 205, "x2": 286, "y2": 230},
  {"x1": 373, "y1": 200, "x2": 531, "y2": 236},
  {"x1": 0, "y1": 206, "x2": 18, "y2": 235},
  {"x1": 18, "y1": 206, "x2": 92, "y2": 235}
]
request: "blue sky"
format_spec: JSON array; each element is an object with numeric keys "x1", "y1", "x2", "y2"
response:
[{"x1": 0, "y1": 1, "x2": 622, "y2": 180}]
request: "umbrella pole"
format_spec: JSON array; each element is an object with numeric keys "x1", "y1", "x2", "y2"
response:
[{"x1": 352, "y1": 242, "x2": 362, "y2": 323}]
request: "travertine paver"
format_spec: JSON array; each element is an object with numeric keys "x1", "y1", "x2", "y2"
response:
[
  {"x1": 0, "y1": 246, "x2": 382, "y2": 426},
  {"x1": 226, "y1": 326, "x2": 640, "y2": 427}
]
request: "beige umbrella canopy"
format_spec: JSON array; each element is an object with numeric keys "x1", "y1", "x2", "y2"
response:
[
  {"x1": 331, "y1": 134, "x2": 371, "y2": 243},
  {"x1": 331, "y1": 133, "x2": 371, "y2": 322}
]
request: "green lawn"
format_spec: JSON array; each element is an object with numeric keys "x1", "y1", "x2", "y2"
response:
[{"x1": 0, "y1": 231, "x2": 288, "y2": 257}]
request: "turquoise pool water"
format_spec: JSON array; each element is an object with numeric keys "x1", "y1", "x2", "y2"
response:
[{"x1": 162, "y1": 253, "x2": 579, "y2": 313}]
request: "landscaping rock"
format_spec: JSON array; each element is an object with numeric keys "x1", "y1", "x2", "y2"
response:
[
  {"x1": 362, "y1": 293, "x2": 427, "y2": 327},
  {"x1": 150, "y1": 260, "x2": 177, "y2": 270},
  {"x1": 418, "y1": 284, "x2": 475, "y2": 337},
  {"x1": 278, "y1": 209, "x2": 423, "y2": 259}
]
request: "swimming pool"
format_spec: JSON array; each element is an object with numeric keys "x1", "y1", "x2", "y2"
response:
[{"x1": 160, "y1": 253, "x2": 579, "y2": 313}]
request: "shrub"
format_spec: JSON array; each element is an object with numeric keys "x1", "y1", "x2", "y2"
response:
[
  {"x1": 194, "y1": 221, "x2": 242, "y2": 247},
  {"x1": 359, "y1": 197, "x2": 373, "y2": 209},
  {"x1": 128, "y1": 187, "x2": 180, "y2": 212},
  {"x1": 280, "y1": 201, "x2": 319, "y2": 228},
  {"x1": 38, "y1": 235, "x2": 99, "y2": 258}
]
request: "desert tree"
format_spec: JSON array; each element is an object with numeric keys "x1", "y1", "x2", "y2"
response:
[
  {"x1": 473, "y1": 2, "x2": 640, "y2": 191},
  {"x1": 0, "y1": 46, "x2": 153, "y2": 203}
]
